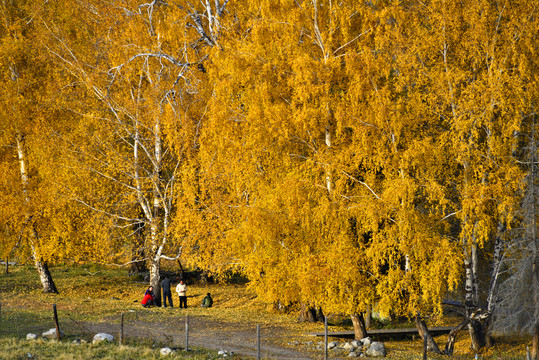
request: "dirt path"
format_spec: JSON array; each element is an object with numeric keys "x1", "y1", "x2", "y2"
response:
[{"x1": 69, "y1": 311, "x2": 328, "y2": 359}]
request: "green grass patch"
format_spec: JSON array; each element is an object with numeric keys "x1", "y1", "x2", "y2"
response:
[{"x1": 0, "y1": 337, "x2": 224, "y2": 360}]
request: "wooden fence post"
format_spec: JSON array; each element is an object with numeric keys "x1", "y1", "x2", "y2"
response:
[
  {"x1": 185, "y1": 315, "x2": 189, "y2": 351},
  {"x1": 257, "y1": 324, "x2": 261, "y2": 360},
  {"x1": 324, "y1": 316, "x2": 328, "y2": 360},
  {"x1": 119, "y1": 312, "x2": 124, "y2": 345},
  {"x1": 423, "y1": 333, "x2": 428, "y2": 360},
  {"x1": 53, "y1": 304, "x2": 60, "y2": 340}
]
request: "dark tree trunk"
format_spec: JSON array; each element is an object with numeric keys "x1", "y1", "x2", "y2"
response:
[
  {"x1": 444, "y1": 317, "x2": 470, "y2": 355},
  {"x1": 316, "y1": 307, "x2": 325, "y2": 322},
  {"x1": 130, "y1": 215, "x2": 147, "y2": 274},
  {"x1": 469, "y1": 319, "x2": 486, "y2": 351},
  {"x1": 484, "y1": 315, "x2": 494, "y2": 348},
  {"x1": 177, "y1": 259, "x2": 185, "y2": 279},
  {"x1": 298, "y1": 303, "x2": 318, "y2": 322},
  {"x1": 466, "y1": 308, "x2": 490, "y2": 352},
  {"x1": 415, "y1": 314, "x2": 442, "y2": 354},
  {"x1": 351, "y1": 313, "x2": 368, "y2": 340}
]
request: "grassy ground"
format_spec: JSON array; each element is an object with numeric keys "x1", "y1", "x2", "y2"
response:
[{"x1": 0, "y1": 264, "x2": 532, "y2": 359}]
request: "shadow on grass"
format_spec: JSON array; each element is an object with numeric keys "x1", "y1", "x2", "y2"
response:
[{"x1": 0, "y1": 310, "x2": 52, "y2": 338}]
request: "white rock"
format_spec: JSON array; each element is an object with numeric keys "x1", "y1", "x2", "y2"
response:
[
  {"x1": 344, "y1": 342, "x2": 355, "y2": 350},
  {"x1": 42, "y1": 328, "x2": 64, "y2": 340},
  {"x1": 360, "y1": 337, "x2": 371, "y2": 346},
  {"x1": 218, "y1": 350, "x2": 227, "y2": 355},
  {"x1": 160, "y1": 347, "x2": 173, "y2": 356},
  {"x1": 365, "y1": 341, "x2": 386, "y2": 357},
  {"x1": 349, "y1": 351, "x2": 361, "y2": 357},
  {"x1": 26, "y1": 333, "x2": 37, "y2": 340},
  {"x1": 351, "y1": 340, "x2": 362, "y2": 348},
  {"x1": 328, "y1": 341, "x2": 339, "y2": 349},
  {"x1": 93, "y1": 333, "x2": 114, "y2": 344}
]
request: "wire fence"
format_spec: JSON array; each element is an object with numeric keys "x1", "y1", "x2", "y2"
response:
[{"x1": 0, "y1": 301, "x2": 336, "y2": 359}]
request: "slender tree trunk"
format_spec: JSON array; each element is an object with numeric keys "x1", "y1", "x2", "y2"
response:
[
  {"x1": 351, "y1": 313, "x2": 368, "y2": 340},
  {"x1": 16, "y1": 134, "x2": 58, "y2": 294},
  {"x1": 415, "y1": 314, "x2": 442, "y2": 354},
  {"x1": 30, "y1": 225, "x2": 58, "y2": 294},
  {"x1": 464, "y1": 237, "x2": 487, "y2": 351},
  {"x1": 444, "y1": 317, "x2": 470, "y2": 355},
  {"x1": 365, "y1": 304, "x2": 372, "y2": 329}
]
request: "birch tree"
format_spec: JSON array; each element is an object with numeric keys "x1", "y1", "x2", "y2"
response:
[
  {"x1": 201, "y1": 0, "x2": 462, "y2": 341},
  {"x1": 0, "y1": 0, "x2": 62, "y2": 293},
  {"x1": 46, "y1": 0, "x2": 230, "y2": 300},
  {"x1": 369, "y1": 0, "x2": 533, "y2": 353}
]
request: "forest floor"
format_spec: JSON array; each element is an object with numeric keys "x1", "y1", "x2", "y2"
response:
[
  {"x1": 0, "y1": 265, "x2": 531, "y2": 359},
  {"x1": 72, "y1": 309, "x2": 321, "y2": 359}
]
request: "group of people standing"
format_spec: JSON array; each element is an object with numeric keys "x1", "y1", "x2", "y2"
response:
[{"x1": 141, "y1": 276, "x2": 213, "y2": 309}]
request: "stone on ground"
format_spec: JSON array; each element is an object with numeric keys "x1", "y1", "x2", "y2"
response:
[{"x1": 93, "y1": 333, "x2": 114, "y2": 344}]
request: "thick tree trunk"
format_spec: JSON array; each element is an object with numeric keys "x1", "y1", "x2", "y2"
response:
[
  {"x1": 415, "y1": 314, "x2": 442, "y2": 354},
  {"x1": 149, "y1": 255, "x2": 161, "y2": 307},
  {"x1": 298, "y1": 303, "x2": 318, "y2": 322},
  {"x1": 467, "y1": 309, "x2": 489, "y2": 352},
  {"x1": 35, "y1": 257, "x2": 58, "y2": 294},
  {"x1": 351, "y1": 313, "x2": 368, "y2": 340},
  {"x1": 315, "y1": 307, "x2": 325, "y2": 322}
]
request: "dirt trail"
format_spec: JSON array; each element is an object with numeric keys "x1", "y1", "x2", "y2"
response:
[{"x1": 70, "y1": 312, "x2": 327, "y2": 359}]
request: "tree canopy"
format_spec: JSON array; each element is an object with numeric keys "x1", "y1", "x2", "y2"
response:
[{"x1": 1, "y1": 0, "x2": 538, "y2": 354}]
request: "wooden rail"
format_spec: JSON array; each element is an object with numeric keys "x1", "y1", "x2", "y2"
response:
[{"x1": 308, "y1": 326, "x2": 454, "y2": 339}]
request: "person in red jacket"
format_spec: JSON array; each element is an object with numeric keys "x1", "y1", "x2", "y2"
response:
[{"x1": 141, "y1": 286, "x2": 155, "y2": 308}]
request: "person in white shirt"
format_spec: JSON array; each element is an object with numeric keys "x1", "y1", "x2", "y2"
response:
[{"x1": 176, "y1": 279, "x2": 187, "y2": 308}]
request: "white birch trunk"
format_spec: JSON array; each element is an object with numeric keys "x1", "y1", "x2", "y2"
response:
[
  {"x1": 16, "y1": 134, "x2": 58, "y2": 294},
  {"x1": 325, "y1": 125, "x2": 331, "y2": 193}
]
